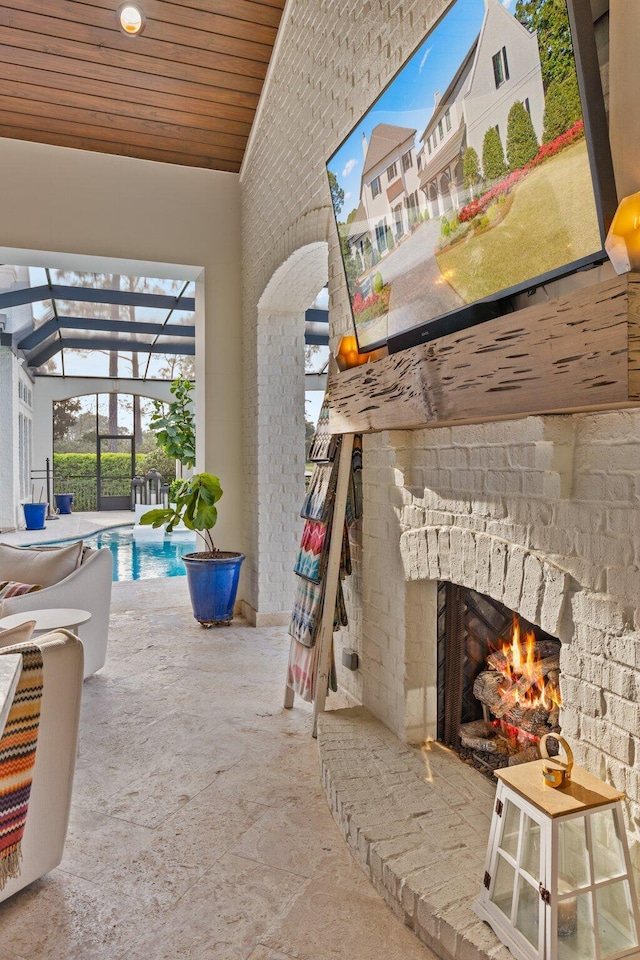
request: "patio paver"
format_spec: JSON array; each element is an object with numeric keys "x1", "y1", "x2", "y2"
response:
[{"x1": 0, "y1": 577, "x2": 438, "y2": 960}]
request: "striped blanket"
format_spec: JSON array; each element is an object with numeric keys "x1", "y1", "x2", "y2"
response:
[
  {"x1": 300, "y1": 461, "x2": 339, "y2": 523},
  {"x1": 307, "y1": 403, "x2": 339, "y2": 463},
  {"x1": 288, "y1": 575, "x2": 348, "y2": 648},
  {"x1": 286, "y1": 636, "x2": 337, "y2": 702},
  {"x1": 0, "y1": 644, "x2": 43, "y2": 889},
  {"x1": 346, "y1": 434, "x2": 363, "y2": 525},
  {"x1": 293, "y1": 519, "x2": 329, "y2": 583}
]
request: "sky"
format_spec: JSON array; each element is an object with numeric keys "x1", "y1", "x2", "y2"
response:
[
  {"x1": 305, "y1": 390, "x2": 324, "y2": 427},
  {"x1": 327, "y1": 0, "x2": 515, "y2": 222},
  {"x1": 19, "y1": 266, "x2": 195, "y2": 380}
]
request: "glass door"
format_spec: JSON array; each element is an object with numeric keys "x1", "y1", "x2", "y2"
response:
[{"x1": 97, "y1": 435, "x2": 135, "y2": 511}]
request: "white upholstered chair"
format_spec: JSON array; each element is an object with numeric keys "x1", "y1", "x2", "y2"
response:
[
  {"x1": 0, "y1": 544, "x2": 112, "y2": 678},
  {"x1": 0, "y1": 630, "x2": 84, "y2": 903}
]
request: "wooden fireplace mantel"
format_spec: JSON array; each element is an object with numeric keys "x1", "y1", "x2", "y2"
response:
[{"x1": 327, "y1": 274, "x2": 640, "y2": 434}]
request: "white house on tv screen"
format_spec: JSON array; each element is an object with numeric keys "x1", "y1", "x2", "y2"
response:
[{"x1": 348, "y1": 0, "x2": 545, "y2": 257}]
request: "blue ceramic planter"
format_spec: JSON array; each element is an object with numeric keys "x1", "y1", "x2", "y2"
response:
[
  {"x1": 183, "y1": 552, "x2": 245, "y2": 625},
  {"x1": 23, "y1": 502, "x2": 47, "y2": 530},
  {"x1": 55, "y1": 493, "x2": 74, "y2": 514}
]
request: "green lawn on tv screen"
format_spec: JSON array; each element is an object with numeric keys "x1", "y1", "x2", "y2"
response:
[{"x1": 436, "y1": 140, "x2": 601, "y2": 304}]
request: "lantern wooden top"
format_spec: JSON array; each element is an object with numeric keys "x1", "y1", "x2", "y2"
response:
[{"x1": 495, "y1": 760, "x2": 625, "y2": 818}]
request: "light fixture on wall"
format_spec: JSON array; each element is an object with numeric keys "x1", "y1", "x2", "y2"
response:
[
  {"x1": 605, "y1": 191, "x2": 640, "y2": 274},
  {"x1": 335, "y1": 335, "x2": 387, "y2": 371},
  {"x1": 117, "y1": 3, "x2": 146, "y2": 35}
]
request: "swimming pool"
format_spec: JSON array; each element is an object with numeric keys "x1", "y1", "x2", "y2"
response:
[{"x1": 41, "y1": 526, "x2": 197, "y2": 582}]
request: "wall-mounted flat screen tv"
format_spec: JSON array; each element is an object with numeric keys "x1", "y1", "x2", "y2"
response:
[{"x1": 326, "y1": 0, "x2": 617, "y2": 355}]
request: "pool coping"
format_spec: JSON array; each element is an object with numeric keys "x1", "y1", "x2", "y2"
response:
[
  {"x1": 25, "y1": 521, "x2": 134, "y2": 547},
  {"x1": 29, "y1": 523, "x2": 198, "y2": 583}
]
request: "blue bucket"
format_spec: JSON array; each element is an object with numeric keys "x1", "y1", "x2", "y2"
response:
[
  {"x1": 183, "y1": 553, "x2": 244, "y2": 625},
  {"x1": 23, "y1": 503, "x2": 47, "y2": 531},
  {"x1": 55, "y1": 493, "x2": 74, "y2": 515}
]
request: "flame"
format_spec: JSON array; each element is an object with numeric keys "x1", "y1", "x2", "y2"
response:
[{"x1": 495, "y1": 614, "x2": 562, "y2": 714}]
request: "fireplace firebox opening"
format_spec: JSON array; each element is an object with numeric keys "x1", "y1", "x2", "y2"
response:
[{"x1": 437, "y1": 582, "x2": 561, "y2": 777}]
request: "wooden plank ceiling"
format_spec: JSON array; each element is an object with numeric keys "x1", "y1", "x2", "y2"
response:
[{"x1": 0, "y1": 0, "x2": 286, "y2": 172}]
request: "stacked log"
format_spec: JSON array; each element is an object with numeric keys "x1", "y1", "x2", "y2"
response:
[{"x1": 473, "y1": 644, "x2": 561, "y2": 737}]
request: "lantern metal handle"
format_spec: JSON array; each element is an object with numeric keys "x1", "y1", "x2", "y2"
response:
[{"x1": 539, "y1": 735, "x2": 574, "y2": 788}]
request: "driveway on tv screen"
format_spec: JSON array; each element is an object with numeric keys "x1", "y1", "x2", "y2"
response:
[{"x1": 381, "y1": 218, "x2": 464, "y2": 338}]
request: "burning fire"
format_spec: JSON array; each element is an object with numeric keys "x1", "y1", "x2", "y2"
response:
[{"x1": 495, "y1": 615, "x2": 562, "y2": 712}]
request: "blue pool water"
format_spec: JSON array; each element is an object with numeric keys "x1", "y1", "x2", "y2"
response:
[{"x1": 40, "y1": 526, "x2": 197, "y2": 582}]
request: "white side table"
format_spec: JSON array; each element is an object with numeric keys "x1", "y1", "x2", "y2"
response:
[
  {"x1": 0, "y1": 608, "x2": 91, "y2": 636},
  {"x1": 0, "y1": 655, "x2": 22, "y2": 735}
]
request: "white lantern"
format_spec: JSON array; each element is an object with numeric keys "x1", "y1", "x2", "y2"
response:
[{"x1": 474, "y1": 737, "x2": 640, "y2": 960}]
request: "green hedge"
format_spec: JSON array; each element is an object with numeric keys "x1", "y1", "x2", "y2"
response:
[{"x1": 53, "y1": 451, "x2": 176, "y2": 511}]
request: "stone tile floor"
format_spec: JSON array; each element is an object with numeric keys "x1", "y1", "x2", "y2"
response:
[{"x1": 0, "y1": 577, "x2": 436, "y2": 960}]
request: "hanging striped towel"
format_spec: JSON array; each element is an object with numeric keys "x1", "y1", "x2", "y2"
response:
[
  {"x1": 293, "y1": 519, "x2": 330, "y2": 583},
  {"x1": 288, "y1": 575, "x2": 348, "y2": 648},
  {"x1": 0, "y1": 644, "x2": 43, "y2": 888},
  {"x1": 300, "y1": 461, "x2": 339, "y2": 522}
]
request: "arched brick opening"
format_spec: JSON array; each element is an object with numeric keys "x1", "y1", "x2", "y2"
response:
[
  {"x1": 373, "y1": 525, "x2": 575, "y2": 747},
  {"x1": 242, "y1": 241, "x2": 329, "y2": 625},
  {"x1": 400, "y1": 525, "x2": 571, "y2": 639}
]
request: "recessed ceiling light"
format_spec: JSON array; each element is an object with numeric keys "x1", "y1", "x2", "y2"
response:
[{"x1": 118, "y1": 3, "x2": 145, "y2": 35}]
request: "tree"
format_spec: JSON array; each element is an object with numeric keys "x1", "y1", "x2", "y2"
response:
[
  {"x1": 506, "y1": 102, "x2": 539, "y2": 171},
  {"x1": 542, "y1": 71, "x2": 582, "y2": 142},
  {"x1": 53, "y1": 398, "x2": 82, "y2": 443},
  {"x1": 515, "y1": 0, "x2": 576, "y2": 88},
  {"x1": 305, "y1": 416, "x2": 316, "y2": 463},
  {"x1": 463, "y1": 146, "x2": 482, "y2": 193},
  {"x1": 149, "y1": 377, "x2": 196, "y2": 472},
  {"x1": 327, "y1": 170, "x2": 344, "y2": 217},
  {"x1": 362, "y1": 237, "x2": 374, "y2": 269},
  {"x1": 157, "y1": 353, "x2": 196, "y2": 382},
  {"x1": 338, "y1": 226, "x2": 360, "y2": 297},
  {"x1": 482, "y1": 127, "x2": 508, "y2": 182}
]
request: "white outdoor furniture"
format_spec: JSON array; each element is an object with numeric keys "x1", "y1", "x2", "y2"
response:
[
  {"x1": 0, "y1": 608, "x2": 91, "y2": 636},
  {"x1": 0, "y1": 631, "x2": 84, "y2": 903},
  {"x1": 0, "y1": 546, "x2": 111, "y2": 678}
]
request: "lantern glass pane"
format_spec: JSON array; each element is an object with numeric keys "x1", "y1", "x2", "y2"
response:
[
  {"x1": 558, "y1": 816, "x2": 590, "y2": 889},
  {"x1": 591, "y1": 808, "x2": 626, "y2": 883},
  {"x1": 500, "y1": 800, "x2": 520, "y2": 859},
  {"x1": 515, "y1": 877, "x2": 539, "y2": 947},
  {"x1": 490, "y1": 853, "x2": 516, "y2": 920},
  {"x1": 596, "y1": 879, "x2": 639, "y2": 958},
  {"x1": 557, "y1": 891, "x2": 596, "y2": 960},
  {"x1": 521, "y1": 815, "x2": 541, "y2": 881}
]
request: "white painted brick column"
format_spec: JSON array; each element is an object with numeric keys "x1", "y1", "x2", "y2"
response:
[
  {"x1": 241, "y1": 243, "x2": 328, "y2": 625},
  {"x1": 0, "y1": 348, "x2": 19, "y2": 533}
]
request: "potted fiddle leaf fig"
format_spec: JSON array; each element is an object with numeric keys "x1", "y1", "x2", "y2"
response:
[{"x1": 140, "y1": 473, "x2": 244, "y2": 626}]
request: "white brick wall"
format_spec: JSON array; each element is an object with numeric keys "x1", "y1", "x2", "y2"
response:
[
  {"x1": 240, "y1": 0, "x2": 459, "y2": 623},
  {"x1": 0, "y1": 348, "x2": 17, "y2": 532},
  {"x1": 361, "y1": 414, "x2": 640, "y2": 869},
  {"x1": 0, "y1": 347, "x2": 30, "y2": 534},
  {"x1": 241, "y1": 242, "x2": 329, "y2": 623},
  {"x1": 240, "y1": 0, "x2": 640, "y2": 866}
]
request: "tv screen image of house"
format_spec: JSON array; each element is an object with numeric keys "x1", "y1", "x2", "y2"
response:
[{"x1": 327, "y1": 0, "x2": 615, "y2": 353}]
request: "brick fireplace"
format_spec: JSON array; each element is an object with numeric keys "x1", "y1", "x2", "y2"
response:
[
  {"x1": 335, "y1": 412, "x2": 640, "y2": 875},
  {"x1": 238, "y1": 0, "x2": 640, "y2": 949},
  {"x1": 436, "y1": 584, "x2": 562, "y2": 774}
]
